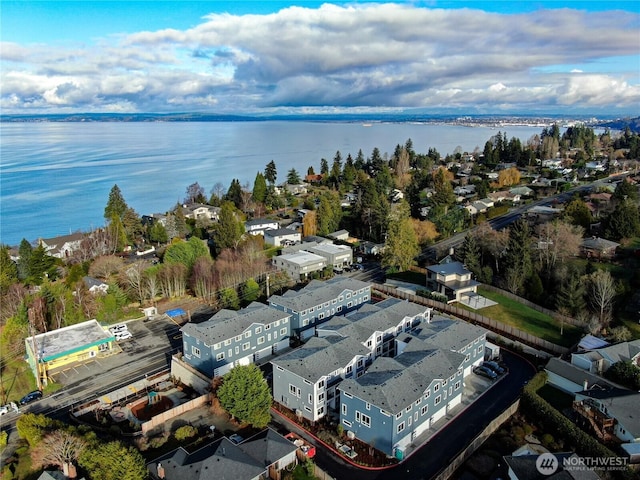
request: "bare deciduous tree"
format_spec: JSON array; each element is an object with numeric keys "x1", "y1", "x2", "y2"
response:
[
  {"x1": 31, "y1": 430, "x2": 86, "y2": 472},
  {"x1": 89, "y1": 255, "x2": 125, "y2": 280},
  {"x1": 535, "y1": 220, "x2": 583, "y2": 280},
  {"x1": 590, "y1": 269, "x2": 616, "y2": 328}
]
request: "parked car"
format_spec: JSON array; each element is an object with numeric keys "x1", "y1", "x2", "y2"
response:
[
  {"x1": 0, "y1": 405, "x2": 9, "y2": 415},
  {"x1": 19, "y1": 390, "x2": 43, "y2": 405},
  {"x1": 109, "y1": 324, "x2": 128, "y2": 334},
  {"x1": 228, "y1": 434, "x2": 244, "y2": 445},
  {"x1": 473, "y1": 365, "x2": 497, "y2": 380},
  {"x1": 483, "y1": 360, "x2": 505, "y2": 375},
  {"x1": 114, "y1": 330, "x2": 132, "y2": 341},
  {"x1": 353, "y1": 264, "x2": 363, "y2": 270}
]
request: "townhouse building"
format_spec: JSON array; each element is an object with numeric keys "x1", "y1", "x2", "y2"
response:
[
  {"x1": 181, "y1": 302, "x2": 291, "y2": 378},
  {"x1": 337, "y1": 315, "x2": 487, "y2": 458},
  {"x1": 268, "y1": 277, "x2": 371, "y2": 340},
  {"x1": 338, "y1": 338, "x2": 466, "y2": 458},
  {"x1": 316, "y1": 297, "x2": 431, "y2": 359},
  {"x1": 272, "y1": 251, "x2": 327, "y2": 282},
  {"x1": 271, "y1": 335, "x2": 371, "y2": 423},
  {"x1": 304, "y1": 243, "x2": 353, "y2": 270}
]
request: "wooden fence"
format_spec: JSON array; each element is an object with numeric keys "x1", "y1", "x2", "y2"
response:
[
  {"x1": 141, "y1": 394, "x2": 209, "y2": 435},
  {"x1": 373, "y1": 285, "x2": 569, "y2": 355}
]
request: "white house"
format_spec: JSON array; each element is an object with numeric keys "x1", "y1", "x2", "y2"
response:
[
  {"x1": 245, "y1": 218, "x2": 279, "y2": 236},
  {"x1": 264, "y1": 228, "x2": 301, "y2": 247}
]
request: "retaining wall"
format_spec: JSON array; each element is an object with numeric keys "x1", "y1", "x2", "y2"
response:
[{"x1": 141, "y1": 394, "x2": 209, "y2": 435}]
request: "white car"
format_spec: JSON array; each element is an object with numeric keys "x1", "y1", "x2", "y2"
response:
[
  {"x1": 114, "y1": 331, "x2": 132, "y2": 341},
  {"x1": 0, "y1": 405, "x2": 9, "y2": 415}
]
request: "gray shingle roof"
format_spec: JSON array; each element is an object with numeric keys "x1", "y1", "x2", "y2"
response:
[
  {"x1": 339, "y1": 340, "x2": 466, "y2": 414},
  {"x1": 545, "y1": 358, "x2": 615, "y2": 390},
  {"x1": 272, "y1": 336, "x2": 370, "y2": 381},
  {"x1": 238, "y1": 428, "x2": 297, "y2": 467},
  {"x1": 181, "y1": 302, "x2": 290, "y2": 345},
  {"x1": 148, "y1": 437, "x2": 264, "y2": 480},
  {"x1": 577, "y1": 389, "x2": 640, "y2": 437},
  {"x1": 268, "y1": 276, "x2": 370, "y2": 312},
  {"x1": 426, "y1": 261, "x2": 469, "y2": 276},
  {"x1": 411, "y1": 315, "x2": 487, "y2": 351}
]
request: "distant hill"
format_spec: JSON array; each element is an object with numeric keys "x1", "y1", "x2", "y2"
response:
[{"x1": 596, "y1": 116, "x2": 640, "y2": 133}]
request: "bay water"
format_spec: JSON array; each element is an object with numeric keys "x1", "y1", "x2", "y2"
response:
[{"x1": 0, "y1": 121, "x2": 544, "y2": 246}]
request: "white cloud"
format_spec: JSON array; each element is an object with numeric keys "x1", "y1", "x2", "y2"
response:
[{"x1": 2, "y1": 3, "x2": 639, "y2": 113}]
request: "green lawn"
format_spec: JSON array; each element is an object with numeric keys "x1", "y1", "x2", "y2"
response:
[
  {"x1": 537, "y1": 384, "x2": 575, "y2": 412},
  {"x1": 468, "y1": 287, "x2": 583, "y2": 348}
]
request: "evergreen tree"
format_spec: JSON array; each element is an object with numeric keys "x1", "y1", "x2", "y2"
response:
[
  {"x1": 252, "y1": 172, "x2": 267, "y2": 203},
  {"x1": 320, "y1": 158, "x2": 329, "y2": 175},
  {"x1": 104, "y1": 184, "x2": 128, "y2": 221},
  {"x1": 458, "y1": 233, "x2": 482, "y2": 280},
  {"x1": 212, "y1": 202, "x2": 244, "y2": 252},
  {"x1": 342, "y1": 154, "x2": 356, "y2": 190},
  {"x1": 0, "y1": 244, "x2": 18, "y2": 293},
  {"x1": 79, "y1": 440, "x2": 148, "y2": 480},
  {"x1": 217, "y1": 364, "x2": 272, "y2": 428},
  {"x1": 264, "y1": 160, "x2": 277, "y2": 185},
  {"x1": 354, "y1": 149, "x2": 366, "y2": 170},
  {"x1": 382, "y1": 201, "x2": 419, "y2": 272},
  {"x1": 503, "y1": 218, "x2": 533, "y2": 294},
  {"x1": 329, "y1": 151, "x2": 342, "y2": 189},
  {"x1": 286, "y1": 168, "x2": 301, "y2": 184},
  {"x1": 225, "y1": 179, "x2": 243, "y2": 209},
  {"x1": 218, "y1": 287, "x2": 240, "y2": 309},
  {"x1": 604, "y1": 200, "x2": 640, "y2": 240},
  {"x1": 148, "y1": 221, "x2": 168, "y2": 245},
  {"x1": 241, "y1": 278, "x2": 260, "y2": 303},
  {"x1": 17, "y1": 238, "x2": 33, "y2": 281}
]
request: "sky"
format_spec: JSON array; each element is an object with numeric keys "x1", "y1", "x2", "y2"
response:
[{"x1": 1, "y1": 1, "x2": 639, "y2": 115}]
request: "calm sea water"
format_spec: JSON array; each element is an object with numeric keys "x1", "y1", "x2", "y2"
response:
[{"x1": 0, "y1": 121, "x2": 544, "y2": 246}]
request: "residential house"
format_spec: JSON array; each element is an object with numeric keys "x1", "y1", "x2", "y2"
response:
[
  {"x1": 487, "y1": 190, "x2": 521, "y2": 204},
  {"x1": 305, "y1": 174, "x2": 324, "y2": 184},
  {"x1": 509, "y1": 186, "x2": 533, "y2": 197},
  {"x1": 25, "y1": 319, "x2": 117, "y2": 387},
  {"x1": 264, "y1": 228, "x2": 301, "y2": 247},
  {"x1": 180, "y1": 302, "x2": 291, "y2": 378},
  {"x1": 268, "y1": 276, "x2": 371, "y2": 340},
  {"x1": 425, "y1": 261, "x2": 479, "y2": 303},
  {"x1": 282, "y1": 183, "x2": 308, "y2": 195},
  {"x1": 181, "y1": 203, "x2": 220, "y2": 222},
  {"x1": 359, "y1": 241, "x2": 385, "y2": 256},
  {"x1": 304, "y1": 243, "x2": 353, "y2": 270},
  {"x1": 272, "y1": 251, "x2": 327, "y2": 283},
  {"x1": 38, "y1": 232, "x2": 85, "y2": 259},
  {"x1": 245, "y1": 218, "x2": 279, "y2": 236},
  {"x1": 83, "y1": 276, "x2": 108, "y2": 295},
  {"x1": 580, "y1": 236, "x2": 619, "y2": 259},
  {"x1": 272, "y1": 335, "x2": 371, "y2": 422},
  {"x1": 328, "y1": 230, "x2": 350, "y2": 242},
  {"x1": 545, "y1": 357, "x2": 617, "y2": 394},
  {"x1": 148, "y1": 429, "x2": 298, "y2": 480},
  {"x1": 390, "y1": 189, "x2": 404, "y2": 203},
  {"x1": 574, "y1": 388, "x2": 640, "y2": 443},
  {"x1": 571, "y1": 339, "x2": 640, "y2": 374}
]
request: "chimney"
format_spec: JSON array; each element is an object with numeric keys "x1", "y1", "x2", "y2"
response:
[
  {"x1": 583, "y1": 380, "x2": 588, "y2": 391},
  {"x1": 157, "y1": 463, "x2": 165, "y2": 479}
]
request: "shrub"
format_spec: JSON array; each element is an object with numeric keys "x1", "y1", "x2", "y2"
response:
[{"x1": 175, "y1": 425, "x2": 198, "y2": 441}]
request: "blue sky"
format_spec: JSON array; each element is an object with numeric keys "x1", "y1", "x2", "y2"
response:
[{"x1": 2, "y1": 1, "x2": 639, "y2": 115}]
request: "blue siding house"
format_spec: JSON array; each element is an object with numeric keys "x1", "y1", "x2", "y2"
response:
[
  {"x1": 181, "y1": 302, "x2": 291, "y2": 378},
  {"x1": 268, "y1": 277, "x2": 371, "y2": 340}
]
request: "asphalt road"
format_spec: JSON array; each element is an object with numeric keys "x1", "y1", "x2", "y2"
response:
[{"x1": 282, "y1": 350, "x2": 537, "y2": 480}]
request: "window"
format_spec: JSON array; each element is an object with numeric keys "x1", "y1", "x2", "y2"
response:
[
  {"x1": 405, "y1": 406, "x2": 411, "y2": 413},
  {"x1": 304, "y1": 379, "x2": 311, "y2": 385},
  {"x1": 415, "y1": 398, "x2": 422, "y2": 406},
  {"x1": 435, "y1": 395, "x2": 441, "y2": 406},
  {"x1": 191, "y1": 346, "x2": 201, "y2": 357},
  {"x1": 477, "y1": 345, "x2": 483, "y2": 354},
  {"x1": 324, "y1": 302, "x2": 329, "y2": 308},
  {"x1": 255, "y1": 326, "x2": 262, "y2": 334},
  {"x1": 434, "y1": 384, "x2": 440, "y2": 392},
  {"x1": 304, "y1": 406, "x2": 311, "y2": 413},
  {"x1": 346, "y1": 365, "x2": 353, "y2": 375},
  {"x1": 363, "y1": 295, "x2": 369, "y2": 301},
  {"x1": 235, "y1": 346, "x2": 239, "y2": 354},
  {"x1": 376, "y1": 335, "x2": 382, "y2": 342},
  {"x1": 318, "y1": 313, "x2": 324, "y2": 320},
  {"x1": 357, "y1": 359, "x2": 364, "y2": 367},
  {"x1": 425, "y1": 390, "x2": 430, "y2": 399},
  {"x1": 318, "y1": 393, "x2": 325, "y2": 402},
  {"x1": 302, "y1": 318, "x2": 310, "y2": 326},
  {"x1": 421, "y1": 405, "x2": 428, "y2": 415},
  {"x1": 308, "y1": 394, "x2": 312, "y2": 403},
  {"x1": 289, "y1": 384, "x2": 301, "y2": 397},
  {"x1": 366, "y1": 402, "x2": 370, "y2": 410},
  {"x1": 276, "y1": 365, "x2": 284, "y2": 371},
  {"x1": 343, "y1": 420, "x2": 352, "y2": 427},
  {"x1": 332, "y1": 299, "x2": 337, "y2": 305},
  {"x1": 455, "y1": 381, "x2": 461, "y2": 390},
  {"x1": 347, "y1": 302, "x2": 353, "y2": 308},
  {"x1": 318, "y1": 380, "x2": 325, "y2": 389},
  {"x1": 214, "y1": 343, "x2": 221, "y2": 350},
  {"x1": 235, "y1": 335, "x2": 242, "y2": 342},
  {"x1": 380, "y1": 409, "x2": 391, "y2": 417},
  {"x1": 397, "y1": 422, "x2": 405, "y2": 433},
  {"x1": 343, "y1": 392, "x2": 353, "y2": 399},
  {"x1": 265, "y1": 324, "x2": 271, "y2": 330},
  {"x1": 301, "y1": 310, "x2": 307, "y2": 315},
  {"x1": 282, "y1": 317, "x2": 288, "y2": 323},
  {"x1": 346, "y1": 292, "x2": 351, "y2": 299},
  {"x1": 257, "y1": 336, "x2": 265, "y2": 345},
  {"x1": 356, "y1": 412, "x2": 371, "y2": 427},
  {"x1": 280, "y1": 327, "x2": 287, "y2": 335},
  {"x1": 342, "y1": 404, "x2": 347, "y2": 415},
  {"x1": 337, "y1": 306, "x2": 342, "y2": 312},
  {"x1": 224, "y1": 339, "x2": 231, "y2": 346},
  {"x1": 216, "y1": 352, "x2": 225, "y2": 361},
  {"x1": 244, "y1": 331, "x2": 251, "y2": 338},
  {"x1": 395, "y1": 412, "x2": 402, "y2": 420},
  {"x1": 338, "y1": 295, "x2": 344, "y2": 301}
]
